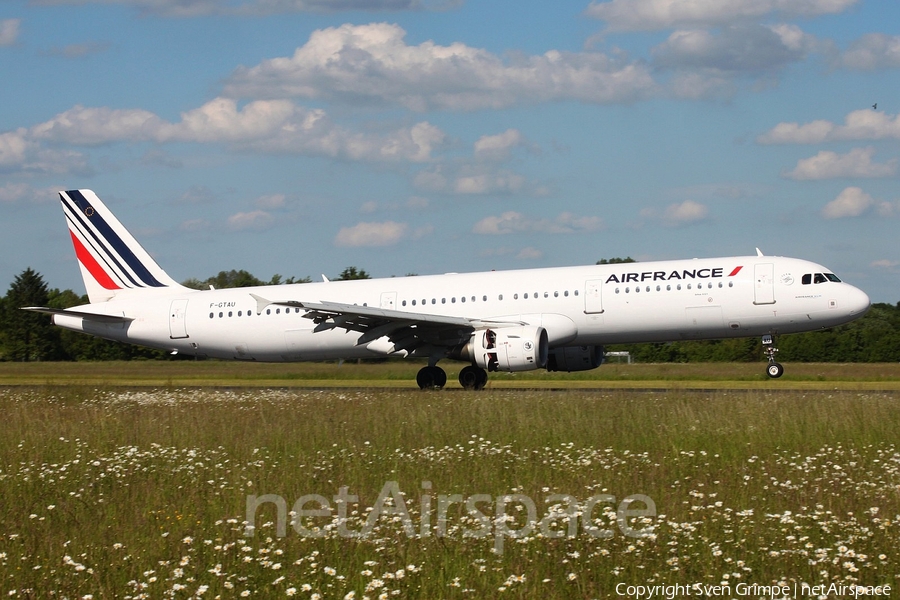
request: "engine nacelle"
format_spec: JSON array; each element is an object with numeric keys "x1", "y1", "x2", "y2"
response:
[
  {"x1": 546, "y1": 345, "x2": 604, "y2": 372},
  {"x1": 459, "y1": 326, "x2": 549, "y2": 372}
]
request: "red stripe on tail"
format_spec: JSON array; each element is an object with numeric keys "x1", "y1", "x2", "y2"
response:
[{"x1": 69, "y1": 231, "x2": 121, "y2": 290}]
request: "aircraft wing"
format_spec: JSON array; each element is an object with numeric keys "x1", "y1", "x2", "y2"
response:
[{"x1": 250, "y1": 294, "x2": 524, "y2": 355}]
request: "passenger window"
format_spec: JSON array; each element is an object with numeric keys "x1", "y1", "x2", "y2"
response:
[
  {"x1": 514, "y1": 293, "x2": 518, "y2": 300},
  {"x1": 460, "y1": 297, "x2": 465, "y2": 303},
  {"x1": 564, "y1": 291, "x2": 569, "y2": 297},
  {"x1": 574, "y1": 290, "x2": 579, "y2": 296},
  {"x1": 499, "y1": 294, "x2": 503, "y2": 300},
  {"x1": 483, "y1": 295, "x2": 487, "y2": 302},
  {"x1": 544, "y1": 292, "x2": 549, "y2": 298},
  {"x1": 666, "y1": 285, "x2": 671, "y2": 291},
  {"x1": 524, "y1": 293, "x2": 529, "y2": 299},
  {"x1": 209, "y1": 312, "x2": 214, "y2": 319},
  {"x1": 442, "y1": 298, "x2": 446, "y2": 304},
  {"x1": 402, "y1": 300, "x2": 407, "y2": 306},
  {"x1": 625, "y1": 287, "x2": 630, "y2": 293}
]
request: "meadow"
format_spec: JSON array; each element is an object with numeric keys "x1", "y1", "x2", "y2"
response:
[{"x1": 0, "y1": 363, "x2": 898, "y2": 598}]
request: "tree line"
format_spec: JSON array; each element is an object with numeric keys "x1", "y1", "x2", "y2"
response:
[{"x1": 0, "y1": 266, "x2": 897, "y2": 363}]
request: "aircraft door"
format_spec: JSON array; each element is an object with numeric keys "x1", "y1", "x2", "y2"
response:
[
  {"x1": 380, "y1": 292, "x2": 397, "y2": 311},
  {"x1": 584, "y1": 280, "x2": 604, "y2": 314},
  {"x1": 169, "y1": 299, "x2": 189, "y2": 339},
  {"x1": 753, "y1": 263, "x2": 775, "y2": 305}
]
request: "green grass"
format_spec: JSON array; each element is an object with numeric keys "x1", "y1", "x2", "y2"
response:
[
  {"x1": 0, "y1": 383, "x2": 898, "y2": 598},
  {"x1": 0, "y1": 360, "x2": 898, "y2": 389}
]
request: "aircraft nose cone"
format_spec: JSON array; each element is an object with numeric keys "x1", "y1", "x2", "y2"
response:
[{"x1": 847, "y1": 285, "x2": 871, "y2": 316}]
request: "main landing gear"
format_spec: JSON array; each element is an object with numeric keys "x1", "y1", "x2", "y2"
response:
[
  {"x1": 415, "y1": 364, "x2": 489, "y2": 390},
  {"x1": 458, "y1": 365, "x2": 488, "y2": 390},
  {"x1": 416, "y1": 365, "x2": 447, "y2": 390},
  {"x1": 762, "y1": 334, "x2": 784, "y2": 378}
]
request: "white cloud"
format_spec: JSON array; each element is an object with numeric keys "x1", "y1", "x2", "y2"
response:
[
  {"x1": 473, "y1": 129, "x2": 527, "y2": 161},
  {"x1": 227, "y1": 210, "x2": 275, "y2": 231},
  {"x1": 664, "y1": 200, "x2": 708, "y2": 224},
  {"x1": 0, "y1": 128, "x2": 89, "y2": 174},
  {"x1": 837, "y1": 33, "x2": 900, "y2": 70},
  {"x1": 256, "y1": 194, "x2": 286, "y2": 209},
  {"x1": 0, "y1": 19, "x2": 20, "y2": 46},
  {"x1": 472, "y1": 211, "x2": 602, "y2": 235},
  {"x1": 871, "y1": 259, "x2": 900, "y2": 270},
  {"x1": 821, "y1": 186, "x2": 874, "y2": 219},
  {"x1": 0, "y1": 130, "x2": 30, "y2": 167},
  {"x1": 585, "y1": 0, "x2": 858, "y2": 32},
  {"x1": 334, "y1": 221, "x2": 408, "y2": 247},
  {"x1": 414, "y1": 164, "x2": 531, "y2": 195},
  {"x1": 0, "y1": 183, "x2": 32, "y2": 203},
  {"x1": 223, "y1": 23, "x2": 656, "y2": 110},
  {"x1": 27, "y1": 98, "x2": 444, "y2": 163},
  {"x1": 642, "y1": 200, "x2": 709, "y2": 226},
  {"x1": 758, "y1": 110, "x2": 900, "y2": 144},
  {"x1": 785, "y1": 147, "x2": 898, "y2": 180},
  {"x1": 516, "y1": 247, "x2": 543, "y2": 260},
  {"x1": 652, "y1": 25, "x2": 814, "y2": 74}
]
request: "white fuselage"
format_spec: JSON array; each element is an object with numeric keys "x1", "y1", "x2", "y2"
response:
[{"x1": 53, "y1": 255, "x2": 871, "y2": 363}]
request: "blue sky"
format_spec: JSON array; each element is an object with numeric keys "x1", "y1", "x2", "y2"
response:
[{"x1": 1, "y1": 0, "x2": 899, "y2": 302}]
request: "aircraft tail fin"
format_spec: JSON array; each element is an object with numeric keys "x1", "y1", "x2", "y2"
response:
[{"x1": 59, "y1": 189, "x2": 185, "y2": 303}]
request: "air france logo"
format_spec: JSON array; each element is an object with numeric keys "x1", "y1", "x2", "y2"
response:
[{"x1": 605, "y1": 266, "x2": 743, "y2": 284}]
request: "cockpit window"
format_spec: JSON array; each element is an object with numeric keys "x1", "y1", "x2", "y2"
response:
[{"x1": 802, "y1": 272, "x2": 842, "y2": 285}]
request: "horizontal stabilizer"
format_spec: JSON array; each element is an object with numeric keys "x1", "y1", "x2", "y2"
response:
[{"x1": 21, "y1": 306, "x2": 134, "y2": 324}]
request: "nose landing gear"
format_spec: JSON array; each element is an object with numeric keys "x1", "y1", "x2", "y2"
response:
[{"x1": 762, "y1": 334, "x2": 784, "y2": 378}]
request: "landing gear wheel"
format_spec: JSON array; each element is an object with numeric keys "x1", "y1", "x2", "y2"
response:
[
  {"x1": 416, "y1": 365, "x2": 447, "y2": 390},
  {"x1": 459, "y1": 365, "x2": 488, "y2": 390},
  {"x1": 761, "y1": 334, "x2": 783, "y2": 379}
]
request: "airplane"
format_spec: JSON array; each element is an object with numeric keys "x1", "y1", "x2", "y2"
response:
[{"x1": 24, "y1": 189, "x2": 871, "y2": 389}]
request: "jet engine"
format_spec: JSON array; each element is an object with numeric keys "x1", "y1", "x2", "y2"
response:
[
  {"x1": 456, "y1": 326, "x2": 549, "y2": 372},
  {"x1": 546, "y1": 345, "x2": 604, "y2": 372}
]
